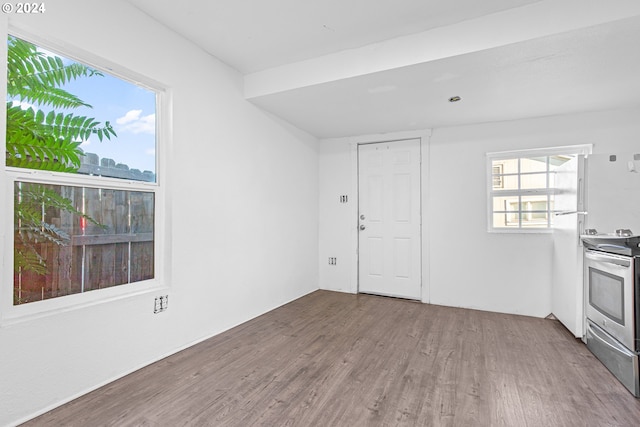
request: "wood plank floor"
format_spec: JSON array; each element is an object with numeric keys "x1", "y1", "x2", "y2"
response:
[{"x1": 24, "y1": 290, "x2": 640, "y2": 426}]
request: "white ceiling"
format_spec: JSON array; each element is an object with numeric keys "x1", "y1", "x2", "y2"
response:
[
  {"x1": 127, "y1": 0, "x2": 539, "y2": 74},
  {"x1": 127, "y1": 0, "x2": 640, "y2": 138}
]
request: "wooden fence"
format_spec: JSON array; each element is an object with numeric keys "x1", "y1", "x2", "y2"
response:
[
  {"x1": 14, "y1": 154, "x2": 155, "y2": 305},
  {"x1": 78, "y1": 152, "x2": 156, "y2": 182}
]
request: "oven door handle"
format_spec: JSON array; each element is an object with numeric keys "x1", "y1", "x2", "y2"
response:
[
  {"x1": 585, "y1": 250, "x2": 632, "y2": 268},
  {"x1": 596, "y1": 244, "x2": 629, "y2": 252},
  {"x1": 587, "y1": 321, "x2": 635, "y2": 356}
]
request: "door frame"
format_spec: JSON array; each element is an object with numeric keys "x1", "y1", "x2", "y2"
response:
[{"x1": 347, "y1": 130, "x2": 432, "y2": 303}]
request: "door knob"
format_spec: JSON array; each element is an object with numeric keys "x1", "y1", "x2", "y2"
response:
[{"x1": 359, "y1": 224, "x2": 366, "y2": 230}]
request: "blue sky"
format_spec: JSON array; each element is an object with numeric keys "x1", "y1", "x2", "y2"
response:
[
  {"x1": 9, "y1": 37, "x2": 157, "y2": 174},
  {"x1": 63, "y1": 73, "x2": 157, "y2": 174}
]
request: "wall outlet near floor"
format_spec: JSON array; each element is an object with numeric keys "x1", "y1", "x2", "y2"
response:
[{"x1": 154, "y1": 295, "x2": 169, "y2": 313}]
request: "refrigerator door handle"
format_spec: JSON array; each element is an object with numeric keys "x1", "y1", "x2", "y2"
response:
[{"x1": 554, "y1": 211, "x2": 588, "y2": 216}]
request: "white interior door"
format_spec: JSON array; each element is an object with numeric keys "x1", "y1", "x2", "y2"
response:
[
  {"x1": 551, "y1": 155, "x2": 585, "y2": 338},
  {"x1": 358, "y1": 139, "x2": 421, "y2": 300}
]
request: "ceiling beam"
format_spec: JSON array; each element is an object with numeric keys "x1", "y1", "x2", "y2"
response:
[{"x1": 244, "y1": 0, "x2": 640, "y2": 99}]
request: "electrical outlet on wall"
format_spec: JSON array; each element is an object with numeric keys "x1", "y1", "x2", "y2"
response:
[
  {"x1": 328, "y1": 257, "x2": 337, "y2": 265},
  {"x1": 154, "y1": 295, "x2": 169, "y2": 313}
]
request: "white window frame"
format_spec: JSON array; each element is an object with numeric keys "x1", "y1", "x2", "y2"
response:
[
  {"x1": 1, "y1": 29, "x2": 171, "y2": 324},
  {"x1": 486, "y1": 144, "x2": 592, "y2": 233}
]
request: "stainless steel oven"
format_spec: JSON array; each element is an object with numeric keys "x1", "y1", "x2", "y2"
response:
[
  {"x1": 582, "y1": 241, "x2": 640, "y2": 396},
  {"x1": 585, "y1": 249, "x2": 637, "y2": 350}
]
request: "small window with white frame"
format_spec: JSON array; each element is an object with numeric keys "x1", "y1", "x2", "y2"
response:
[
  {"x1": 487, "y1": 145, "x2": 591, "y2": 232},
  {"x1": 4, "y1": 33, "x2": 165, "y2": 313}
]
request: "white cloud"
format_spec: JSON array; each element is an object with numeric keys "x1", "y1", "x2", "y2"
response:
[
  {"x1": 116, "y1": 109, "x2": 142, "y2": 125},
  {"x1": 116, "y1": 109, "x2": 155, "y2": 135},
  {"x1": 11, "y1": 100, "x2": 35, "y2": 110}
]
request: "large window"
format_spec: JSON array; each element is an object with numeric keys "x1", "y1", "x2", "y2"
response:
[
  {"x1": 487, "y1": 146, "x2": 590, "y2": 232},
  {"x1": 5, "y1": 34, "x2": 162, "y2": 309}
]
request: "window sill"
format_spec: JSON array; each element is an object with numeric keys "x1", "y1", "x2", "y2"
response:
[
  {"x1": 0, "y1": 280, "x2": 167, "y2": 327},
  {"x1": 488, "y1": 228, "x2": 554, "y2": 234}
]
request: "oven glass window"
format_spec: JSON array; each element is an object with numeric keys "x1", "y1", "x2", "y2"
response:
[{"x1": 589, "y1": 267, "x2": 625, "y2": 325}]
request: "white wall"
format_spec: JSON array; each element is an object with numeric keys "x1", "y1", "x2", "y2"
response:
[
  {"x1": 318, "y1": 139, "x2": 357, "y2": 293},
  {"x1": 319, "y1": 108, "x2": 640, "y2": 317},
  {"x1": 0, "y1": 1, "x2": 319, "y2": 425}
]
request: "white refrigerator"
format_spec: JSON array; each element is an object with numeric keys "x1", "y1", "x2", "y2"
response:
[
  {"x1": 584, "y1": 152, "x2": 640, "y2": 235},
  {"x1": 552, "y1": 152, "x2": 640, "y2": 338}
]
